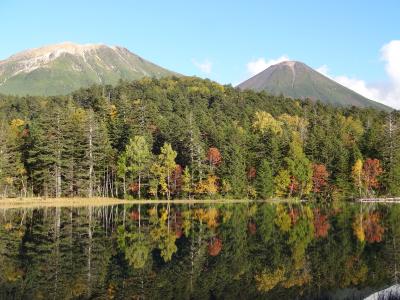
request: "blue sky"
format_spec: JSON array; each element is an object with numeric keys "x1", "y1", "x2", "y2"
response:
[{"x1": 1, "y1": 0, "x2": 399, "y2": 107}]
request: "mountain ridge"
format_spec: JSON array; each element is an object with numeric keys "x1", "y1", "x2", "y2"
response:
[
  {"x1": 0, "y1": 42, "x2": 178, "y2": 96},
  {"x1": 238, "y1": 61, "x2": 391, "y2": 111}
]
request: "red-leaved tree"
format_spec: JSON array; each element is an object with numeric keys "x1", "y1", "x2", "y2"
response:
[
  {"x1": 208, "y1": 237, "x2": 222, "y2": 256},
  {"x1": 247, "y1": 167, "x2": 257, "y2": 180},
  {"x1": 362, "y1": 158, "x2": 383, "y2": 192},
  {"x1": 312, "y1": 164, "x2": 329, "y2": 193},
  {"x1": 314, "y1": 209, "x2": 330, "y2": 238},
  {"x1": 207, "y1": 147, "x2": 222, "y2": 169},
  {"x1": 171, "y1": 164, "x2": 183, "y2": 194},
  {"x1": 364, "y1": 212, "x2": 384, "y2": 243}
]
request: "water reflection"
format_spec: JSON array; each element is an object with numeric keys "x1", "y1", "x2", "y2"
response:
[{"x1": 0, "y1": 202, "x2": 399, "y2": 299}]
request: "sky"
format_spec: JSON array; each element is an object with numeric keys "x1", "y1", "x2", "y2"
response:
[{"x1": 1, "y1": 0, "x2": 399, "y2": 107}]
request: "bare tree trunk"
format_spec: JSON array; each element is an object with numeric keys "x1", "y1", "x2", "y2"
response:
[
  {"x1": 123, "y1": 175, "x2": 126, "y2": 198},
  {"x1": 87, "y1": 206, "x2": 92, "y2": 295},
  {"x1": 138, "y1": 204, "x2": 141, "y2": 233},
  {"x1": 138, "y1": 173, "x2": 141, "y2": 199},
  {"x1": 167, "y1": 170, "x2": 170, "y2": 200},
  {"x1": 56, "y1": 114, "x2": 62, "y2": 198},
  {"x1": 88, "y1": 117, "x2": 94, "y2": 198}
]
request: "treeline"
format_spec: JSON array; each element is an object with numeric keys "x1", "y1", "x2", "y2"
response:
[{"x1": 0, "y1": 76, "x2": 399, "y2": 199}]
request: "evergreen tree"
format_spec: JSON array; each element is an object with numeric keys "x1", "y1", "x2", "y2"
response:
[
  {"x1": 28, "y1": 106, "x2": 65, "y2": 197},
  {"x1": 0, "y1": 120, "x2": 27, "y2": 197},
  {"x1": 382, "y1": 112, "x2": 400, "y2": 195},
  {"x1": 255, "y1": 159, "x2": 274, "y2": 199}
]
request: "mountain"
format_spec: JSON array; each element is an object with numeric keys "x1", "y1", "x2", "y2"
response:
[
  {"x1": 0, "y1": 42, "x2": 178, "y2": 96},
  {"x1": 237, "y1": 61, "x2": 391, "y2": 111}
]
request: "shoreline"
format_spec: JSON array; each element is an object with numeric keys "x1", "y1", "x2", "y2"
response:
[
  {"x1": 2, "y1": 196, "x2": 400, "y2": 209},
  {"x1": 358, "y1": 197, "x2": 400, "y2": 203},
  {"x1": 0, "y1": 197, "x2": 302, "y2": 209}
]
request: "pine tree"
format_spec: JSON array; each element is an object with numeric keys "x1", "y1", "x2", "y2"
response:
[
  {"x1": 62, "y1": 107, "x2": 89, "y2": 196},
  {"x1": 256, "y1": 160, "x2": 274, "y2": 199},
  {"x1": 382, "y1": 112, "x2": 400, "y2": 195},
  {"x1": 220, "y1": 124, "x2": 247, "y2": 197},
  {"x1": 0, "y1": 121, "x2": 27, "y2": 197},
  {"x1": 184, "y1": 112, "x2": 207, "y2": 184},
  {"x1": 84, "y1": 110, "x2": 114, "y2": 197},
  {"x1": 28, "y1": 107, "x2": 65, "y2": 197}
]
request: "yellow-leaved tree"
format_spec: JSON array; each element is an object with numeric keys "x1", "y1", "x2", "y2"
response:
[
  {"x1": 252, "y1": 111, "x2": 283, "y2": 135},
  {"x1": 352, "y1": 159, "x2": 363, "y2": 196}
]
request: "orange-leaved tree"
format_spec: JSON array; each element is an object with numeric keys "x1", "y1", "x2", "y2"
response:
[
  {"x1": 207, "y1": 147, "x2": 222, "y2": 172},
  {"x1": 362, "y1": 158, "x2": 383, "y2": 195},
  {"x1": 312, "y1": 164, "x2": 329, "y2": 194}
]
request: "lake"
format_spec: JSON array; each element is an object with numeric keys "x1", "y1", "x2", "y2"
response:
[{"x1": 0, "y1": 202, "x2": 399, "y2": 299}]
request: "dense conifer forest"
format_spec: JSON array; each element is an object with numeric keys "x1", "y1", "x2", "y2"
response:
[{"x1": 0, "y1": 76, "x2": 399, "y2": 200}]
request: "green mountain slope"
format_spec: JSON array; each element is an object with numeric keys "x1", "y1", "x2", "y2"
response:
[
  {"x1": 237, "y1": 61, "x2": 391, "y2": 111},
  {"x1": 0, "y1": 42, "x2": 178, "y2": 96}
]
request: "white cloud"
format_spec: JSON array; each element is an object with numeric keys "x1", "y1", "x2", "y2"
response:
[
  {"x1": 246, "y1": 55, "x2": 290, "y2": 76},
  {"x1": 193, "y1": 59, "x2": 212, "y2": 74},
  {"x1": 316, "y1": 65, "x2": 329, "y2": 76},
  {"x1": 315, "y1": 41, "x2": 400, "y2": 109},
  {"x1": 333, "y1": 75, "x2": 382, "y2": 101},
  {"x1": 315, "y1": 67, "x2": 383, "y2": 105},
  {"x1": 381, "y1": 40, "x2": 400, "y2": 108},
  {"x1": 382, "y1": 40, "x2": 400, "y2": 84}
]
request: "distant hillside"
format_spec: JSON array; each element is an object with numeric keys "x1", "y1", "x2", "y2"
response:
[
  {"x1": 0, "y1": 42, "x2": 178, "y2": 96},
  {"x1": 237, "y1": 61, "x2": 391, "y2": 111}
]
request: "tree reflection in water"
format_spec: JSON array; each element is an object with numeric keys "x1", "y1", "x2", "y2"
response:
[{"x1": 0, "y1": 202, "x2": 399, "y2": 299}]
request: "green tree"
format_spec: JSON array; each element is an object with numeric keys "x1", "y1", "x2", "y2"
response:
[
  {"x1": 382, "y1": 112, "x2": 400, "y2": 196},
  {"x1": 284, "y1": 134, "x2": 313, "y2": 197},
  {"x1": 256, "y1": 160, "x2": 274, "y2": 199},
  {"x1": 151, "y1": 143, "x2": 177, "y2": 200},
  {"x1": 123, "y1": 136, "x2": 152, "y2": 199},
  {"x1": 274, "y1": 170, "x2": 291, "y2": 197},
  {"x1": 181, "y1": 166, "x2": 192, "y2": 198},
  {"x1": 28, "y1": 107, "x2": 65, "y2": 197},
  {"x1": 0, "y1": 120, "x2": 27, "y2": 197}
]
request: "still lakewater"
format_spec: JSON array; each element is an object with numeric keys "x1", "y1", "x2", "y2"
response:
[{"x1": 0, "y1": 202, "x2": 399, "y2": 299}]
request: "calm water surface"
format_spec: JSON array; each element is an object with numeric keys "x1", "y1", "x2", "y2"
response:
[{"x1": 0, "y1": 202, "x2": 399, "y2": 299}]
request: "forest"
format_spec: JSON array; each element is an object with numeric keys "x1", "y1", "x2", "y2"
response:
[{"x1": 0, "y1": 76, "x2": 399, "y2": 200}]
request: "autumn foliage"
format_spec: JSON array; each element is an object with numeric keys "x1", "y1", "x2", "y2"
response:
[
  {"x1": 313, "y1": 209, "x2": 330, "y2": 238},
  {"x1": 130, "y1": 210, "x2": 140, "y2": 221},
  {"x1": 312, "y1": 164, "x2": 329, "y2": 193},
  {"x1": 172, "y1": 212, "x2": 183, "y2": 238},
  {"x1": 207, "y1": 147, "x2": 222, "y2": 167},
  {"x1": 208, "y1": 237, "x2": 222, "y2": 256},
  {"x1": 289, "y1": 209, "x2": 299, "y2": 225},
  {"x1": 171, "y1": 164, "x2": 183, "y2": 194},
  {"x1": 247, "y1": 167, "x2": 257, "y2": 180},
  {"x1": 194, "y1": 175, "x2": 219, "y2": 195},
  {"x1": 353, "y1": 212, "x2": 384, "y2": 243},
  {"x1": 362, "y1": 158, "x2": 383, "y2": 190},
  {"x1": 128, "y1": 182, "x2": 139, "y2": 193},
  {"x1": 363, "y1": 212, "x2": 384, "y2": 243},
  {"x1": 352, "y1": 158, "x2": 383, "y2": 196}
]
